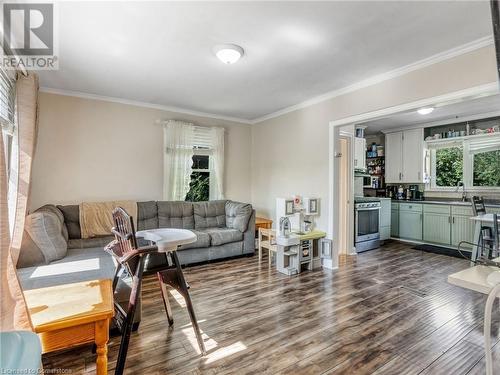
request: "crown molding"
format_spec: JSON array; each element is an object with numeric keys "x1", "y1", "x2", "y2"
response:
[
  {"x1": 252, "y1": 35, "x2": 494, "y2": 124},
  {"x1": 39, "y1": 87, "x2": 253, "y2": 125}
]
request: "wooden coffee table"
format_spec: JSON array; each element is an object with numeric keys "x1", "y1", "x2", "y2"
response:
[{"x1": 24, "y1": 279, "x2": 114, "y2": 375}]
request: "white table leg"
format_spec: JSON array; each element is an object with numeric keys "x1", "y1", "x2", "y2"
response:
[
  {"x1": 472, "y1": 222, "x2": 481, "y2": 266},
  {"x1": 484, "y1": 283, "x2": 500, "y2": 375}
]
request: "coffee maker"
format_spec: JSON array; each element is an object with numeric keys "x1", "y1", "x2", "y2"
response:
[{"x1": 409, "y1": 185, "x2": 422, "y2": 200}]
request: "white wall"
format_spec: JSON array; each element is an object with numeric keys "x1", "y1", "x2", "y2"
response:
[
  {"x1": 251, "y1": 45, "x2": 498, "y2": 230},
  {"x1": 30, "y1": 93, "x2": 252, "y2": 209}
]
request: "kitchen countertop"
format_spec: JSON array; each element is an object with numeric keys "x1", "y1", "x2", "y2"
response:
[{"x1": 390, "y1": 198, "x2": 500, "y2": 208}]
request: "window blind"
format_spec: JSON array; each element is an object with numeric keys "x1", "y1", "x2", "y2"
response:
[
  {"x1": 0, "y1": 68, "x2": 15, "y2": 133},
  {"x1": 192, "y1": 125, "x2": 213, "y2": 149},
  {"x1": 426, "y1": 139, "x2": 462, "y2": 150},
  {"x1": 468, "y1": 134, "x2": 500, "y2": 154}
]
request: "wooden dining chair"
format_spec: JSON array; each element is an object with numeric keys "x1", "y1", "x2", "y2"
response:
[{"x1": 105, "y1": 207, "x2": 206, "y2": 375}]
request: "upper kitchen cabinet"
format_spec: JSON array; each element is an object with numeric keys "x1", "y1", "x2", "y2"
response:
[
  {"x1": 354, "y1": 137, "x2": 366, "y2": 171},
  {"x1": 385, "y1": 132, "x2": 402, "y2": 182},
  {"x1": 385, "y1": 128, "x2": 426, "y2": 183}
]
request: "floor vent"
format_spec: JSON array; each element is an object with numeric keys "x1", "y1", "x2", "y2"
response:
[{"x1": 400, "y1": 286, "x2": 428, "y2": 298}]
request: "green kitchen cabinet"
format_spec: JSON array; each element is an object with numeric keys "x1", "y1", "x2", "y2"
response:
[
  {"x1": 423, "y1": 214, "x2": 451, "y2": 245},
  {"x1": 399, "y1": 204, "x2": 422, "y2": 241},
  {"x1": 423, "y1": 205, "x2": 451, "y2": 245},
  {"x1": 450, "y1": 206, "x2": 475, "y2": 250},
  {"x1": 391, "y1": 208, "x2": 399, "y2": 237}
]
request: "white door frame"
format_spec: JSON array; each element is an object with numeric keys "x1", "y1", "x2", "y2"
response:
[{"x1": 327, "y1": 82, "x2": 498, "y2": 269}]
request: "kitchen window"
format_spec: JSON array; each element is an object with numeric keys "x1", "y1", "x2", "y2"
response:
[
  {"x1": 428, "y1": 135, "x2": 500, "y2": 191},
  {"x1": 433, "y1": 146, "x2": 463, "y2": 187},
  {"x1": 472, "y1": 150, "x2": 500, "y2": 187}
]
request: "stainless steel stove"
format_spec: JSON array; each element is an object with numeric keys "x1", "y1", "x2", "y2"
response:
[{"x1": 354, "y1": 197, "x2": 381, "y2": 252}]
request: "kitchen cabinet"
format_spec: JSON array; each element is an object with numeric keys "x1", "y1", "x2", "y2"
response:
[
  {"x1": 385, "y1": 132, "x2": 402, "y2": 183},
  {"x1": 379, "y1": 198, "x2": 391, "y2": 241},
  {"x1": 451, "y1": 206, "x2": 475, "y2": 250},
  {"x1": 399, "y1": 203, "x2": 422, "y2": 241},
  {"x1": 422, "y1": 205, "x2": 451, "y2": 245},
  {"x1": 385, "y1": 129, "x2": 425, "y2": 183},
  {"x1": 354, "y1": 137, "x2": 366, "y2": 171},
  {"x1": 391, "y1": 208, "x2": 399, "y2": 237}
]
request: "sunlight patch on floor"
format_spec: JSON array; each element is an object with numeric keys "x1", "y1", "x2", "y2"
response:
[
  {"x1": 204, "y1": 341, "x2": 247, "y2": 364},
  {"x1": 182, "y1": 325, "x2": 217, "y2": 354},
  {"x1": 169, "y1": 289, "x2": 187, "y2": 308}
]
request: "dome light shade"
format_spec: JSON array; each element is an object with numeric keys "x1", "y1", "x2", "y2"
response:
[
  {"x1": 214, "y1": 44, "x2": 244, "y2": 64},
  {"x1": 417, "y1": 107, "x2": 434, "y2": 115}
]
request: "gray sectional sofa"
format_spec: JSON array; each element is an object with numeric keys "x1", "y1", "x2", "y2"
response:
[{"x1": 16, "y1": 200, "x2": 255, "y2": 324}]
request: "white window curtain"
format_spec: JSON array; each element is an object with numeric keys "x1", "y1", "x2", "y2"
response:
[
  {"x1": 211, "y1": 126, "x2": 225, "y2": 200},
  {"x1": 1, "y1": 71, "x2": 39, "y2": 331},
  {"x1": 163, "y1": 121, "x2": 194, "y2": 201}
]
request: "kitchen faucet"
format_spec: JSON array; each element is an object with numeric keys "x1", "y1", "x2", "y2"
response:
[{"x1": 456, "y1": 181, "x2": 467, "y2": 202}]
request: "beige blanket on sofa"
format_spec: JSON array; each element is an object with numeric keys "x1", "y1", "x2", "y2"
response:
[{"x1": 79, "y1": 200, "x2": 138, "y2": 239}]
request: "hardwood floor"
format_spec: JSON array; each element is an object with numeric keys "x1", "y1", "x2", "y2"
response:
[{"x1": 42, "y1": 241, "x2": 500, "y2": 374}]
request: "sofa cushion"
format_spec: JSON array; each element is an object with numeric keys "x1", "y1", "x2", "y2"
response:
[
  {"x1": 225, "y1": 201, "x2": 253, "y2": 232},
  {"x1": 179, "y1": 230, "x2": 210, "y2": 250},
  {"x1": 18, "y1": 209, "x2": 67, "y2": 267},
  {"x1": 202, "y1": 228, "x2": 243, "y2": 246},
  {"x1": 158, "y1": 201, "x2": 194, "y2": 229},
  {"x1": 18, "y1": 231, "x2": 46, "y2": 268},
  {"x1": 57, "y1": 204, "x2": 81, "y2": 239},
  {"x1": 137, "y1": 201, "x2": 158, "y2": 230},
  {"x1": 38, "y1": 205, "x2": 68, "y2": 242},
  {"x1": 193, "y1": 200, "x2": 226, "y2": 229},
  {"x1": 17, "y1": 247, "x2": 116, "y2": 290}
]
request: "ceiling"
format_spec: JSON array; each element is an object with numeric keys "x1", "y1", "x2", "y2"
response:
[
  {"x1": 361, "y1": 93, "x2": 500, "y2": 134},
  {"x1": 39, "y1": 1, "x2": 494, "y2": 122}
]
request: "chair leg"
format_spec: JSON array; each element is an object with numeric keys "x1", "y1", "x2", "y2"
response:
[
  {"x1": 184, "y1": 286, "x2": 207, "y2": 356},
  {"x1": 161, "y1": 251, "x2": 206, "y2": 356},
  {"x1": 158, "y1": 272, "x2": 174, "y2": 326},
  {"x1": 115, "y1": 257, "x2": 144, "y2": 375}
]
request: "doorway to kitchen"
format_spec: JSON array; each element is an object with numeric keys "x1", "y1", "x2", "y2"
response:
[{"x1": 328, "y1": 83, "x2": 498, "y2": 265}]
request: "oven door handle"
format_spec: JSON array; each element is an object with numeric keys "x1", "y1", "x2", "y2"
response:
[{"x1": 356, "y1": 207, "x2": 381, "y2": 211}]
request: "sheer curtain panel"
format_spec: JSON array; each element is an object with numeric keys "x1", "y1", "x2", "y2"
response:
[{"x1": 163, "y1": 121, "x2": 194, "y2": 201}]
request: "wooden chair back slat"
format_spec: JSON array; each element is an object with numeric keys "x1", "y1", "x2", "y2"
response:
[
  {"x1": 472, "y1": 196, "x2": 487, "y2": 216},
  {"x1": 105, "y1": 207, "x2": 140, "y2": 273}
]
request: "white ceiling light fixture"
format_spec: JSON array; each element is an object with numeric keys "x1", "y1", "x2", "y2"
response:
[
  {"x1": 213, "y1": 44, "x2": 244, "y2": 65},
  {"x1": 417, "y1": 107, "x2": 435, "y2": 115}
]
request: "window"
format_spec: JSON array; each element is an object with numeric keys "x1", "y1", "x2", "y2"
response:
[
  {"x1": 428, "y1": 134, "x2": 500, "y2": 191},
  {"x1": 163, "y1": 121, "x2": 224, "y2": 201},
  {"x1": 0, "y1": 68, "x2": 15, "y2": 175},
  {"x1": 185, "y1": 154, "x2": 210, "y2": 202},
  {"x1": 434, "y1": 146, "x2": 463, "y2": 187},
  {"x1": 473, "y1": 150, "x2": 500, "y2": 187}
]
